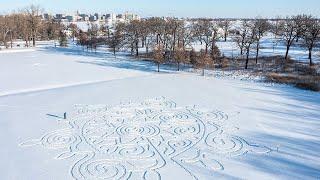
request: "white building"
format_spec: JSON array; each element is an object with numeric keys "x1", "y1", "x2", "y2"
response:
[{"x1": 105, "y1": 13, "x2": 117, "y2": 27}]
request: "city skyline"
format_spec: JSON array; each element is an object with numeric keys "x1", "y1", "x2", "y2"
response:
[{"x1": 0, "y1": 0, "x2": 320, "y2": 18}]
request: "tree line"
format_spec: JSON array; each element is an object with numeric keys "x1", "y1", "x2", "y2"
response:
[
  {"x1": 96, "y1": 15, "x2": 319, "y2": 72},
  {"x1": 1, "y1": 6, "x2": 319, "y2": 72},
  {"x1": 0, "y1": 5, "x2": 66, "y2": 48}
]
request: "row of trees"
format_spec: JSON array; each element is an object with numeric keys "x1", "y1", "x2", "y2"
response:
[
  {"x1": 95, "y1": 18, "x2": 224, "y2": 73},
  {"x1": 234, "y1": 15, "x2": 320, "y2": 68},
  {"x1": 74, "y1": 17, "x2": 222, "y2": 73},
  {"x1": 93, "y1": 15, "x2": 318, "y2": 72},
  {"x1": 1, "y1": 7, "x2": 319, "y2": 71},
  {"x1": 0, "y1": 5, "x2": 66, "y2": 49}
]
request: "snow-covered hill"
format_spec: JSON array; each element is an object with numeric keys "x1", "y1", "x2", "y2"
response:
[{"x1": 0, "y1": 46, "x2": 319, "y2": 179}]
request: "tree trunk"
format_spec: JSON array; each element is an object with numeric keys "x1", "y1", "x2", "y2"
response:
[
  {"x1": 255, "y1": 42, "x2": 259, "y2": 64},
  {"x1": 309, "y1": 48, "x2": 313, "y2": 66},
  {"x1": 156, "y1": 34, "x2": 159, "y2": 45},
  {"x1": 245, "y1": 49, "x2": 250, "y2": 69},
  {"x1": 202, "y1": 68, "x2": 205, "y2": 76},
  {"x1": 285, "y1": 45, "x2": 290, "y2": 61},
  {"x1": 131, "y1": 44, "x2": 134, "y2": 55},
  {"x1": 157, "y1": 63, "x2": 160, "y2": 72},
  {"x1": 32, "y1": 33, "x2": 36, "y2": 47},
  {"x1": 10, "y1": 33, "x2": 13, "y2": 48},
  {"x1": 205, "y1": 44, "x2": 208, "y2": 54},
  {"x1": 211, "y1": 40, "x2": 215, "y2": 53},
  {"x1": 224, "y1": 32, "x2": 227, "y2": 42},
  {"x1": 172, "y1": 32, "x2": 176, "y2": 59},
  {"x1": 177, "y1": 62, "x2": 180, "y2": 71},
  {"x1": 146, "y1": 44, "x2": 149, "y2": 56},
  {"x1": 136, "y1": 41, "x2": 139, "y2": 57}
]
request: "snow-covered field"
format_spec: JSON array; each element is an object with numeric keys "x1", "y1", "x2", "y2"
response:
[
  {"x1": 193, "y1": 35, "x2": 320, "y2": 64},
  {"x1": 0, "y1": 46, "x2": 319, "y2": 179}
]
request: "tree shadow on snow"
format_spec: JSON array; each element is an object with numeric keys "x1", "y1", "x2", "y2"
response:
[
  {"x1": 40, "y1": 46, "x2": 178, "y2": 74},
  {"x1": 236, "y1": 84, "x2": 320, "y2": 179}
]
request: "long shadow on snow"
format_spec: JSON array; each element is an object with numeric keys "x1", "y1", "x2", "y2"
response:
[
  {"x1": 237, "y1": 84, "x2": 320, "y2": 179},
  {"x1": 40, "y1": 46, "x2": 179, "y2": 73}
]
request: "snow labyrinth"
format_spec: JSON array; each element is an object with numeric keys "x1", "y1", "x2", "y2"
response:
[{"x1": 20, "y1": 97, "x2": 272, "y2": 179}]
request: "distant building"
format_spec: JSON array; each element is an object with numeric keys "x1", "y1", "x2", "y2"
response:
[
  {"x1": 89, "y1": 15, "x2": 97, "y2": 21},
  {"x1": 41, "y1": 11, "x2": 140, "y2": 26},
  {"x1": 105, "y1": 13, "x2": 117, "y2": 26},
  {"x1": 65, "y1": 15, "x2": 74, "y2": 22},
  {"x1": 55, "y1": 14, "x2": 65, "y2": 20},
  {"x1": 43, "y1": 13, "x2": 51, "y2": 20},
  {"x1": 114, "y1": 12, "x2": 141, "y2": 23},
  {"x1": 94, "y1": 13, "x2": 99, "y2": 20}
]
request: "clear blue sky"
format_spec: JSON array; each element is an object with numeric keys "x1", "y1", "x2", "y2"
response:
[{"x1": 0, "y1": 0, "x2": 319, "y2": 18}]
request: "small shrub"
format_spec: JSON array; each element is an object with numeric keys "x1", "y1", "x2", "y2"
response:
[
  {"x1": 266, "y1": 73, "x2": 320, "y2": 91},
  {"x1": 296, "y1": 82, "x2": 320, "y2": 91}
]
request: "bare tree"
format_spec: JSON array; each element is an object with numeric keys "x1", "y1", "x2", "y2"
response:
[
  {"x1": 87, "y1": 22, "x2": 99, "y2": 51},
  {"x1": 148, "y1": 17, "x2": 166, "y2": 46},
  {"x1": 44, "y1": 19, "x2": 62, "y2": 47},
  {"x1": 139, "y1": 20, "x2": 151, "y2": 55},
  {"x1": 178, "y1": 22, "x2": 194, "y2": 50},
  {"x1": 152, "y1": 44, "x2": 165, "y2": 72},
  {"x1": 210, "y1": 43, "x2": 221, "y2": 66},
  {"x1": 0, "y1": 15, "x2": 11, "y2": 49},
  {"x1": 17, "y1": 13, "x2": 31, "y2": 47},
  {"x1": 196, "y1": 49, "x2": 213, "y2": 76},
  {"x1": 78, "y1": 30, "x2": 88, "y2": 50},
  {"x1": 233, "y1": 20, "x2": 249, "y2": 56},
  {"x1": 0, "y1": 14, "x2": 19, "y2": 49},
  {"x1": 303, "y1": 17, "x2": 320, "y2": 66},
  {"x1": 254, "y1": 18, "x2": 269, "y2": 63},
  {"x1": 59, "y1": 31, "x2": 68, "y2": 47},
  {"x1": 124, "y1": 20, "x2": 143, "y2": 56},
  {"x1": 173, "y1": 45, "x2": 189, "y2": 71},
  {"x1": 279, "y1": 16, "x2": 301, "y2": 60},
  {"x1": 295, "y1": 14, "x2": 309, "y2": 43},
  {"x1": 106, "y1": 23, "x2": 125, "y2": 56},
  {"x1": 192, "y1": 19, "x2": 216, "y2": 54},
  {"x1": 209, "y1": 23, "x2": 220, "y2": 60},
  {"x1": 189, "y1": 48, "x2": 198, "y2": 67},
  {"x1": 68, "y1": 23, "x2": 79, "y2": 42},
  {"x1": 218, "y1": 20, "x2": 231, "y2": 42},
  {"x1": 270, "y1": 17, "x2": 282, "y2": 53},
  {"x1": 142, "y1": 19, "x2": 158, "y2": 56},
  {"x1": 238, "y1": 21, "x2": 257, "y2": 69},
  {"x1": 166, "y1": 18, "x2": 184, "y2": 59},
  {"x1": 25, "y1": 5, "x2": 42, "y2": 47},
  {"x1": 8, "y1": 14, "x2": 19, "y2": 48}
]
